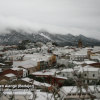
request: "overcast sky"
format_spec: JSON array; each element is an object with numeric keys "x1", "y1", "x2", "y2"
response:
[{"x1": 0, "y1": 0, "x2": 100, "y2": 39}]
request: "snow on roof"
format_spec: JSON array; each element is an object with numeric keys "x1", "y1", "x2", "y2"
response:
[
  {"x1": 61, "y1": 68, "x2": 74, "y2": 73},
  {"x1": 83, "y1": 65, "x2": 94, "y2": 68},
  {"x1": 36, "y1": 91, "x2": 54, "y2": 100},
  {"x1": 21, "y1": 78, "x2": 51, "y2": 87},
  {"x1": 31, "y1": 58, "x2": 44, "y2": 62},
  {"x1": 3, "y1": 89, "x2": 33, "y2": 99},
  {"x1": 21, "y1": 77, "x2": 33, "y2": 82},
  {"x1": 11, "y1": 68, "x2": 22, "y2": 71},
  {"x1": 74, "y1": 53, "x2": 87, "y2": 55},
  {"x1": 84, "y1": 61, "x2": 97, "y2": 64},
  {"x1": 0, "y1": 89, "x2": 55, "y2": 100},
  {"x1": 22, "y1": 64, "x2": 36, "y2": 68},
  {"x1": 49, "y1": 69, "x2": 60, "y2": 73},
  {"x1": 45, "y1": 54, "x2": 52, "y2": 57},
  {"x1": 78, "y1": 67, "x2": 99, "y2": 73},
  {"x1": 23, "y1": 69, "x2": 28, "y2": 72},
  {"x1": 55, "y1": 75, "x2": 68, "y2": 80},
  {"x1": 32, "y1": 48, "x2": 36, "y2": 50},
  {"x1": 74, "y1": 65, "x2": 82, "y2": 69},
  {"x1": 59, "y1": 86, "x2": 97, "y2": 94},
  {"x1": 5, "y1": 73, "x2": 16, "y2": 77},
  {"x1": 60, "y1": 59, "x2": 67, "y2": 61},
  {"x1": 31, "y1": 71, "x2": 55, "y2": 76},
  {"x1": 69, "y1": 60, "x2": 97, "y2": 65},
  {"x1": 60, "y1": 86, "x2": 86, "y2": 94},
  {"x1": 0, "y1": 63, "x2": 5, "y2": 65},
  {"x1": 33, "y1": 80, "x2": 51, "y2": 87},
  {"x1": 83, "y1": 68, "x2": 99, "y2": 72},
  {"x1": 69, "y1": 61, "x2": 83, "y2": 65},
  {"x1": 41, "y1": 46, "x2": 48, "y2": 49}
]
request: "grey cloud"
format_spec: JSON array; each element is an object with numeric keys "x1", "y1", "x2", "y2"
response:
[{"x1": 0, "y1": 0, "x2": 100, "y2": 39}]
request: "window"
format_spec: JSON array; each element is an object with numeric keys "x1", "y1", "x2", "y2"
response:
[
  {"x1": 63, "y1": 74, "x2": 64, "y2": 77},
  {"x1": 93, "y1": 74, "x2": 95, "y2": 77},
  {"x1": 33, "y1": 70, "x2": 35, "y2": 72},
  {"x1": 85, "y1": 74, "x2": 86, "y2": 76},
  {"x1": 68, "y1": 93, "x2": 71, "y2": 96},
  {"x1": 72, "y1": 93, "x2": 76, "y2": 95}
]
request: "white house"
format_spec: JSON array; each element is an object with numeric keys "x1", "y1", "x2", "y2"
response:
[
  {"x1": 57, "y1": 59, "x2": 69, "y2": 67},
  {"x1": 59, "y1": 86, "x2": 98, "y2": 99},
  {"x1": 70, "y1": 48, "x2": 89, "y2": 61},
  {"x1": 93, "y1": 46, "x2": 100, "y2": 52},
  {"x1": 78, "y1": 67, "x2": 100, "y2": 84},
  {"x1": 4, "y1": 73, "x2": 17, "y2": 83},
  {"x1": 60, "y1": 68, "x2": 74, "y2": 78}
]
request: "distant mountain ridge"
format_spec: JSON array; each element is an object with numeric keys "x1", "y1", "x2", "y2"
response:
[{"x1": 0, "y1": 30, "x2": 100, "y2": 47}]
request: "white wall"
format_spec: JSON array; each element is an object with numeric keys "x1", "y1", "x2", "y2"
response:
[
  {"x1": 91, "y1": 55, "x2": 100, "y2": 59},
  {"x1": 93, "y1": 46, "x2": 100, "y2": 52},
  {"x1": 23, "y1": 69, "x2": 28, "y2": 77},
  {"x1": 57, "y1": 59, "x2": 69, "y2": 66},
  {"x1": 60, "y1": 72, "x2": 73, "y2": 78},
  {"x1": 83, "y1": 71, "x2": 99, "y2": 80}
]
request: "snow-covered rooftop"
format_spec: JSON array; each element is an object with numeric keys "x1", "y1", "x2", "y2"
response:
[
  {"x1": 21, "y1": 77, "x2": 33, "y2": 82},
  {"x1": 78, "y1": 67, "x2": 99, "y2": 73},
  {"x1": 59, "y1": 86, "x2": 97, "y2": 94},
  {"x1": 22, "y1": 64, "x2": 36, "y2": 68},
  {"x1": 83, "y1": 68, "x2": 99, "y2": 72},
  {"x1": 31, "y1": 71, "x2": 55, "y2": 76},
  {"x1": 0, "y1": 63, "x2": 5, "y2": 65},
  {"x1": 55, "y1": 75, "x2": 68, "y2": 79},
  {"x1": 21, "y1": 78, "x2": 51, "y2": 87},
  {"x1": 61, "y1": 68, "x2": 74, "y2": 73},
  {"x1": 11, "y1": 68, "x2": 22, "y2": 71},
  {"x1": 5, "y1": 73, "x2": 16, "y2": 77},
  {"x1": 31, "y1": 58, "x2": 44, "y2": 62},
  {"x1": 69, "y1": 60, "x2": 97, "y2": 65},
  {"x1": 84, "y1": 61, "x2": 97, "y2": 64}
]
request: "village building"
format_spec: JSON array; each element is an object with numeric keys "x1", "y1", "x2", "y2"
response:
[
  {"x1": 60, "y1": 68, "x2": 74, "y2": 78},
  {"x1": 19, "y1": 64, "x2": 36, "y2": 74},
  {"x1": 78, "y1": 67, "x2": 100, "y2": 84},
  {"x1": 0, "y1": 73, "x2": 17, "y2": 83},
  {"x1": 30, "y1": 69, "x2": 67, "y2": 87}
]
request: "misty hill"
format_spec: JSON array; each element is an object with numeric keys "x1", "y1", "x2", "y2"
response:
[{"x1": 0, "y1": 30, "x2": 100, "y2": 47}]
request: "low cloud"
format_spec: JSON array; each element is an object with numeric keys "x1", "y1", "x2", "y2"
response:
[
  {"x1": 0, "y1": 0, "x2": 100, "y2": 40},
  {"x1": 0, "y1": 15, "x2": 100, "y2": 40}
]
